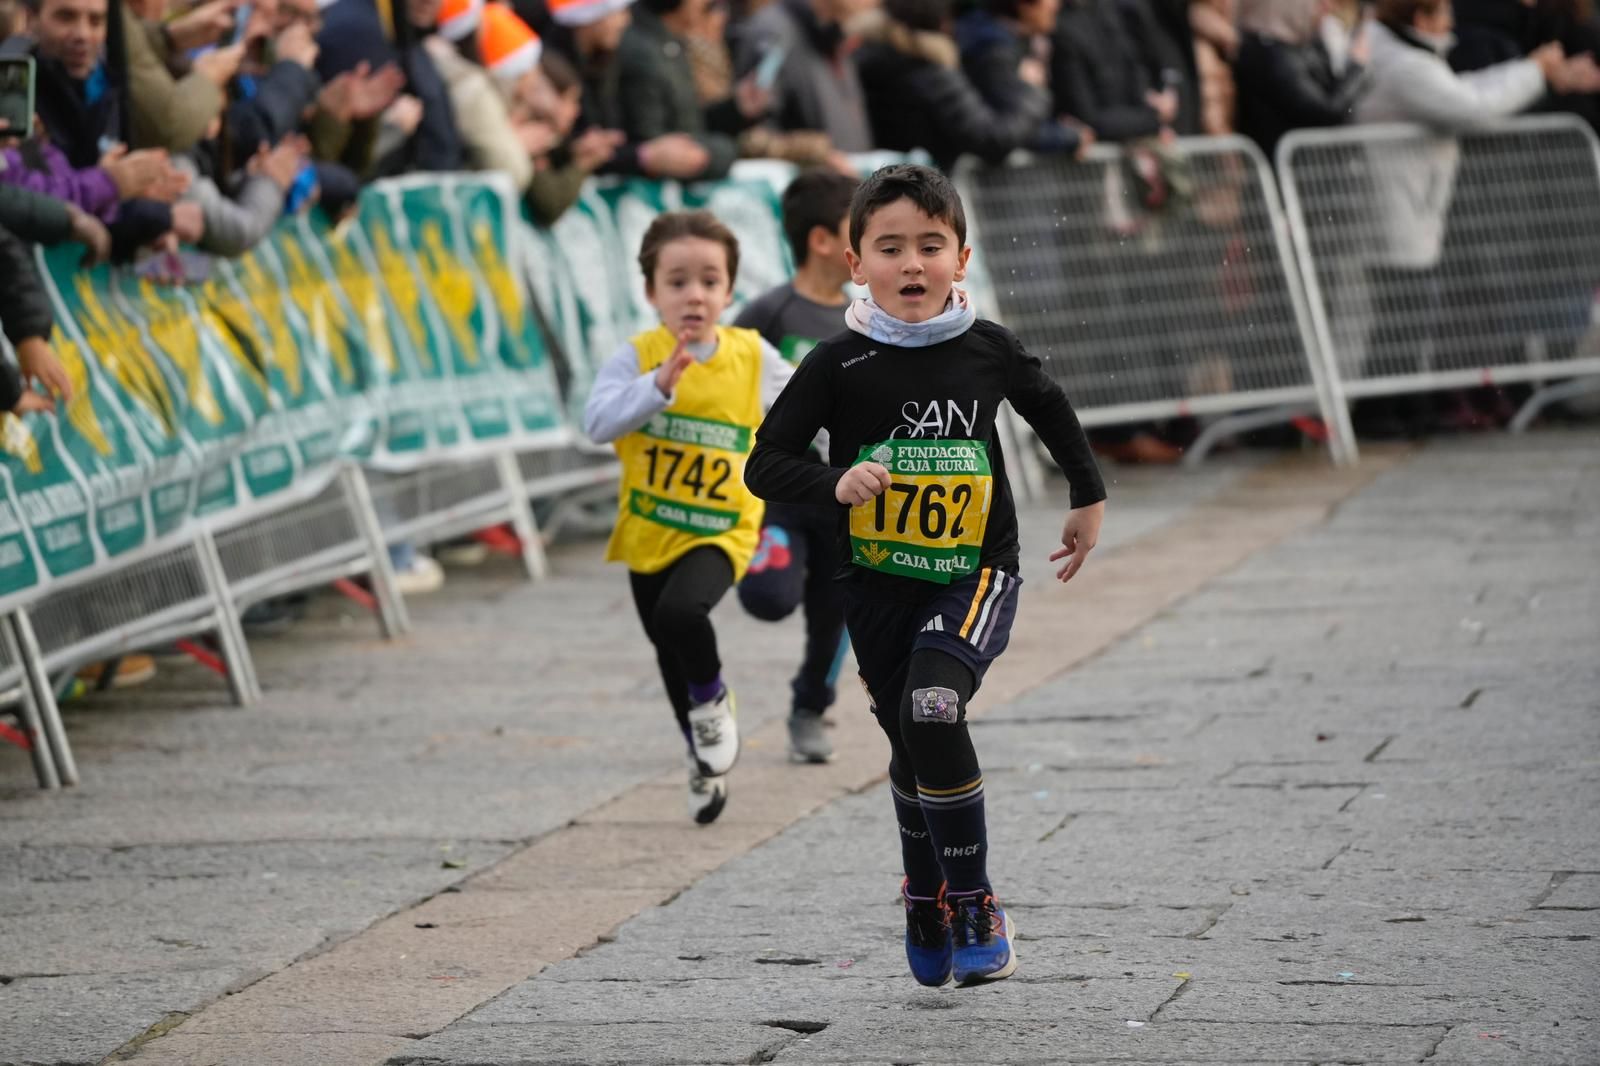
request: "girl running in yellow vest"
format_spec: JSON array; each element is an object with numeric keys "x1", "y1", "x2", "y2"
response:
[{"x1": 582, "y1": 210, "x2": 795, "y2": 824}]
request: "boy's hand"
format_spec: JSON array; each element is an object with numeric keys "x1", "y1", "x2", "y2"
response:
[
  {"x1": 653, "y1": 331, "x2": 697, "y2": 397},
  {"x1": 835, "y1": 462, "x2": 890, "y2": 506},
  {"x1": 1050, "y1": 500, "x2": 1104, "y2": 583}
]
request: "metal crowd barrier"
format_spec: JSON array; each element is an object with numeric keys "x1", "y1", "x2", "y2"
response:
[
  {"x1": 1278, "y1": 115, "x2": 1600, "y2": 452},
  {"x1": 959, "y1": 136, "x2": 1355, "y2": 465}
]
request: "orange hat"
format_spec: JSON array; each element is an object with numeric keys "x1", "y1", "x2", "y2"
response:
[
  {"x1": 547, "y1": 0, "x2": 633, "y2": 28},
  {"x1": 437, "y1": 0, "x2": 484, "y2": 41},
  {"x1": 478, "y1": 3, "x2": 543, "y2": 82}
]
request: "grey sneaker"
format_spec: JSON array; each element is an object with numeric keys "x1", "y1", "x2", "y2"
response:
[{"x1": 787, "y1": 710, "x2": 834, "y2": 764}]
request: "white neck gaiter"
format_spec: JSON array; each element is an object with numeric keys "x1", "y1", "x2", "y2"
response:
[{"x1": 844, "y1": 287, "x2": 976, "y2": 348}]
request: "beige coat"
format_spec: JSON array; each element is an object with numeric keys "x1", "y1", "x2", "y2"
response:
[
  {"x1": 125, "y1": 7, "x2": 225, "y2": 153},
  {"x1": 424, "y1": 37, "x2": 533, "y2": 193}
]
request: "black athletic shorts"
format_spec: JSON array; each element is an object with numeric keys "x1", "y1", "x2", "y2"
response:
[{"x1": 844, "y1": 566, "x2": 1021, "y2": 710}]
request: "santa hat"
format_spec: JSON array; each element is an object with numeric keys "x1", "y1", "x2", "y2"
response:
[
  {"x1": 479, "y1": 3, "x2": 543, "y2": 82},
  {"x1": 547, "y1": 0, "x2": 634, "y2": 28},
  {"x1": 436, "y1": 0, "x2": 485, "y2": 40}
]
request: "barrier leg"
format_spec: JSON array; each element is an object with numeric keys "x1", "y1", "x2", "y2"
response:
[
  {"x1": 3, "y1": 613, "x2": 59, "y2": 790},
  {"x1": 497, "y1": 452, "x2": 548, "y2": 582},
  {"x1": 995, "y1": 404, "x2": 1045, "y2": 504},
  {"x1": 10, "y1": 609, "x2": 76, "y2": 787},
  {"x1": 1510, "y1": 374, "x2": 1600, "y2": 433},
  {"x1": 341, "y1": 465, "x2": 411, "y2": 639},
  {"x1": 1181, "y1": 405, "x2": 1320, "y2": 468},
  {"x1": 194, "y1": 530, "x2": 261, "y2": 707}
]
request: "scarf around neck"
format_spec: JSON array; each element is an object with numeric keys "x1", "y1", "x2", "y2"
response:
[{"x1": 844, "y1": 287, "x2": 976, "y2": 347}]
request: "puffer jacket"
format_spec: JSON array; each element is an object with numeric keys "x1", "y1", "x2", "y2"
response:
[
  {"x1": 615, "y1": 6, "x2": 743, "y2": 180},
  {"x1": 855, "y1": 9, "x2": 1049, "y2": 169},
  {"x1": 1233, "y1": 31, "x2": 1369, "y2": 161},
  {"x1": 0, "y1": 183, "x2": 75, "y2": 246},
  {"x1": 954, "y1": 9, "x2": 1080, "y2": 156},
  {"x1": 1051, "y1": 0, "x2": 1162, "y2": 142},
  {"x1": 0, "y1": 224, "x2": 48, "y2": 410},
  {"x1": 1354, "y1": 20, "x2": 1545, "y2": 268}
]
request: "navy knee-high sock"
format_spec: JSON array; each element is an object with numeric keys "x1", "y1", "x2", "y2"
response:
[
  {"x1": 889, "y1": 757, "x2": 945, "y2": 897},
  {"x1": 902, "y1": 650, "x2": 991, "y2": 896}
]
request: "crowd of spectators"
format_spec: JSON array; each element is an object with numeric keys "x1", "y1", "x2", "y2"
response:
[{"x1": 0, "y1": 0, "x2": 1596, "y2": 668}]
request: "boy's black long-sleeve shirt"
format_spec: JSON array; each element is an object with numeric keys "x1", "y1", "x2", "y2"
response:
[{"x1": 745, "y1": 319, "x2": 1105, "y2": 600}]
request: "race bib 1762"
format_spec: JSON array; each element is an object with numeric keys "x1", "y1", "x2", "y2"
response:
[{"x1": 848, "y1": 439, "x2": 993, "y2": 584}]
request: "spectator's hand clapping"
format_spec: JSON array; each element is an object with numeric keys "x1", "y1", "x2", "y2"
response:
[
  {"x1": 1551, "y1": 52, "x2": 1600, "y2": 94},
  {"x1": 1348, "y1": 22, "x2": 1372, "y2": 67},
  {"x1": 15, "y1": 336, "x2": 73, "y2": 405},
  {"x1": 734, "y1": 73, "x2": 772, "y2": 121},
  {"x1": 12, "y1": 389, "x2": 57, "y2": 415},
  {"x1": 250, "y1": 139, "x2": 306, "y2": 190},
  {"x1": 102, "y1": 147, "x2": 188, "y2": 203},
  {"x1": 166, "y1": 0, "x2": 245, "y2": 52},
  {"x1": 1531, "y1": 41, "x2": 1568, "y2": 83},
  {"x1": 382, "y1": 95, "x2": 425, "y2": 138},
  {"x1": 320, "y1": 62, "x2": 406, "y2": 122},
  {"x1": 1018, "y1": 56, "x2": 1047, "y2": 89},
  {"x1": 516, "y1": 119, "x2": 560, "y2": 159},
  {"x1": 1145, "y1": 88, "x2": 1179, "y2": 125},
  {"x1": 275, "y1": 21, "x2": 319, "y2": 70},
  {"x1": 1062, "y1": 117, "x2": 1095, "y2": 161},
  {"x1": 171, "y1": 201, "x2": 206, "y2": 245},
  {"x1": 639, "y1": 133, "x2": 710, "y2": 179},
  {"x1": 194, "y1": 41, "x2": 247, "y2": 87},
  {"x1": 66, "y1": 205, "x2": 112, "y2": 267},
  {"x1": 571, "y1": 127, "x2": 624, "y2": 173}
]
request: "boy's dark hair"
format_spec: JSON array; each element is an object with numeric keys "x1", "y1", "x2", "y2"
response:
[
  {"x1": 638, "y1": 210, "x2": 741, "y2": 289},
  {"x1": 781, "y1": 169, "x2": 859, "y2": 267},
  {"x1": 540, "y1": 49, "x2": 580, "y2": 95},
  {"x1": 849, "y1": 163, "x2": 968, "y2": 252}
]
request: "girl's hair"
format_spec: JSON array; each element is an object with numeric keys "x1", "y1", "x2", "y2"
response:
[
  {"x1": 1237, "y1": 0, "x2": 1324, "y2": 44},
  {"x1": 638, "y1": 210, "x2": 741, "y2": 289}
]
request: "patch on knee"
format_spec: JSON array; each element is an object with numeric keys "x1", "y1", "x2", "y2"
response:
[{"x1": 911, "y1": 686, "x2": 961, "y2": 725}]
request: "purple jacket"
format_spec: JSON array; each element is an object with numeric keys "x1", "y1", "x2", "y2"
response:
[{"x1": 0, "y1": 139, "x2": 120, "y2": 222}]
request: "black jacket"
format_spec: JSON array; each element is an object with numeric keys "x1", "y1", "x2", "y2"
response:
[
  {"x1": 0, "y1": 184, "x2": 75, "y2": 246},
  {"x1": 1233, "y1": 32, "x2": 1368, "y2": 162},
  {"x1": 954, "y1": 10, "x2": 1080, "y2": 156},
  {"x1": 855, "y1": 13, "x2": 1049, "y2": 169},
  {"x1": 0, "y1": 224, "x2": 52, "y2": 346},
  {"x1": 615, "y1": 6, "x2": 741, "y2": 180},
  {"x1": 1052, "y1": 0, "x2": 1161, "y2": 142}
]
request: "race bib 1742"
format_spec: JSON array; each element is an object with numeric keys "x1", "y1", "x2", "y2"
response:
[{"x1": 849, "y1": 439, "x2": 993, "y2": 584}]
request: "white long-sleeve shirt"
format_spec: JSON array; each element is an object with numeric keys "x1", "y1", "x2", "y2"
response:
[{"x1": 582, "y1": 334, "x2": 796, "y2": 444}]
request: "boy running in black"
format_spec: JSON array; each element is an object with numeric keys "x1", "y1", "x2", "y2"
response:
[
  {"x1": 745, "y1": 164, "x2": 1106, "y2": 986},
  {"x1": 735, "y1": 170, "x2": 859, "y2": 764}
]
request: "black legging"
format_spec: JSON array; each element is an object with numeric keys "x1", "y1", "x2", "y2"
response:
[{"x1": 629, "y1": 546, "x2": 735, "y2": 734}]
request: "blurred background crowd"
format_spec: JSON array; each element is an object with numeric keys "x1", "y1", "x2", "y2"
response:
[{"x1": 0, "y1": 0, "x2": 1596, "y2": 684}]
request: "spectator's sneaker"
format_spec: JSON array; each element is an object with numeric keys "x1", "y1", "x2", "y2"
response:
[
  {"x1": 686, "y1": 755, "x2": 728, "y2": 825},
  {"x1": 686, "y1": 688, "x2": 738, "y2": 776},
  {"x1": 902, "y1": 880, "x2": 953, "y2": 987},
  {"x1": 75, "y1": 654, "x2": 157, "y2": 689},
  {"x1": 949, "y1": 892, "x2": 1017, "y2": 985},
  {"x1": 787, "y1": 710, "x2": 833, "y2": 764},
  {"x1": 393, "y1": 554, "x2": 445, "y2": 595}
]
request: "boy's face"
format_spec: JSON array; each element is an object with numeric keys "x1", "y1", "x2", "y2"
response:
[
  {"x1": 648, "y1": 236, "x2": 735, "y2": 344},
  {"x1": 845, "y1": 198, "x2": 969, "y2": 324},
  {"x1": 807, "y1": 218, "x2": 852, "y2": 285}
]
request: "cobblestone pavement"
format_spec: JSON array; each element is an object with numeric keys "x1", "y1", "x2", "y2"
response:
[{"x1": 2, "y1": 431, "x2": 1595, "y2": 1066}]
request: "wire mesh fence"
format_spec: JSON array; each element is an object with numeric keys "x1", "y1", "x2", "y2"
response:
[
  {"x1": 1278, "y1": 116, "x2": 1600, "y2": 403},
  {"x1": 960, "y1": 136, "x2": 1344, "y2": 459}
]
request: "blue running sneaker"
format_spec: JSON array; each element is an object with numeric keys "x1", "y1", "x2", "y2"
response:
[
  {"x1": 902, "y1": 880, "x2": 953, "y2": 987},
  {"x1": 949, "y1": 892, "x2": 1017, "y2": 985}
]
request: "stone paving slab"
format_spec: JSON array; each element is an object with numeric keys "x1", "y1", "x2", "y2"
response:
[{"x1": 393, "y1": 431, "x2": 1599, "y2": 1066}]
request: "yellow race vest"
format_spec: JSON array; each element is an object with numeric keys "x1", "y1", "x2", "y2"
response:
[{"x1": 606, "y1": 325, "x2": 766, "y2": 579}]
